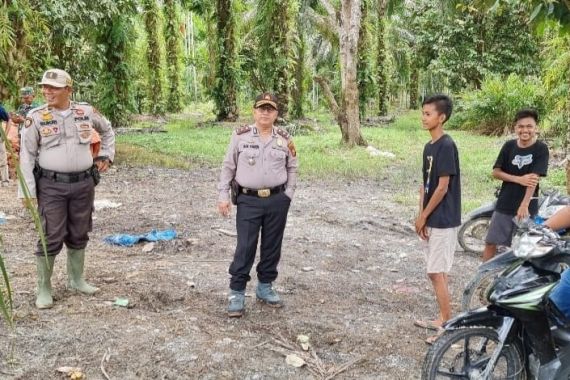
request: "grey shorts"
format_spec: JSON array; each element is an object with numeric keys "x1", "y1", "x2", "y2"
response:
[{"x1": 485, "y1": 211, "x2": 516, "y2": 246}]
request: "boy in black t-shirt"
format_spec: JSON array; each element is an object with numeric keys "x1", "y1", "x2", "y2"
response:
[
  {"x1": 414, "y1": 94, "x2": 461, "y2": 343},
  {"x1": 482, "y1": 109, "x2": 549, "y2": 262}
]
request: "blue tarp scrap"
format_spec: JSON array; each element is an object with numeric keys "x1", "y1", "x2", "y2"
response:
[{"x1": 103, "y1": 229, "x2": 177, "y2": 247}]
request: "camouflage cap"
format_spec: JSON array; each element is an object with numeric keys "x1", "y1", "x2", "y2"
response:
[
  {"x1": 254, "y1": 92, "x2": 278, "y2": 110},
  {"x1": 20, "y1": 86, "x2": 34, "y2": 96},
  {"x1": 38, "y1": 69, "x2": 73, "y2": 88}
]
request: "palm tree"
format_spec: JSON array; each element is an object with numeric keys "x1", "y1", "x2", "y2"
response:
[
  {"x1": 143, "y1": 0, "x2": 167, "y2": 115},
  {"x1": 164, "y1": 0, "x2": 183, "y2": 113},
  {"x1": 213, "y1": 0, "x2": 239, "y2": 121}
]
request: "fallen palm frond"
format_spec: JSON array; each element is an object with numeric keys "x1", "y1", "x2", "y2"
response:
[{"x1": 0, "y1": 235, "x2": 13, "y2": 327}]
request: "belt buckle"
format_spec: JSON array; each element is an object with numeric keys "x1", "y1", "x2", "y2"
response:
[{"x1": 257, "y1": 189, "x2": 271, "y2": 198}]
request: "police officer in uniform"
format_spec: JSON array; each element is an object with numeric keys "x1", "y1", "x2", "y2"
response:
[
  {"x1": 19, "y1": 69, "x2": 115, "y2": 309},
  {"x1": 217, "y1": 92, "x2": 298, "y2": 318}
]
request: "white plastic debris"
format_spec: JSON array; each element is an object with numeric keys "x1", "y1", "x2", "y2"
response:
[
  {"x1": 142, "y1": 242, "x2": 155, "y2": 253},
  {"x1": 297, "y1": 334, "x2": 311, "y2": 351},
  {"x1": 366, "y1": 146, "x2": 396, "y2": 158},
  {"x1": 94, "y1": 199, "x2": 122, "y2": 211},
  {"x1": 285, "y1": 354, "x2": 306, "y2": 368}
]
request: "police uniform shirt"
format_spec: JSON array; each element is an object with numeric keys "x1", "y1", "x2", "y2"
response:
[
  {"x1": 18, "y1": 102, "x2": 115, "y2": 198},
  {"x1": 218, "y1": 125, "x2": 298, "y2": 202}
]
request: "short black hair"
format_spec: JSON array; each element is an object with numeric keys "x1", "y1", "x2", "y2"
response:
[
  {"x1": 514, "y1": 108, "x2": 539, "y2": 124},
  {"x1": 422, "y1": 94, "x2": 453, "y2": 124}
]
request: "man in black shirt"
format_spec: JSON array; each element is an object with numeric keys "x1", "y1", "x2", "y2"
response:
[
  {"x1": 482, "y1": 109, "x2": 549, "y2": 261},
  {"x1": 414, "y1": 94, "x2": 461, "y2": 343}
]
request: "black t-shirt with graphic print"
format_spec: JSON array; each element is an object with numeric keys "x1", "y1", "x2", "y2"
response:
[
  {"x1": 422, "y1": 134, "x2": 461, "y2": 228},
  {"x1": 494, "y1": 139, "x2": 549, "y2": 216}
]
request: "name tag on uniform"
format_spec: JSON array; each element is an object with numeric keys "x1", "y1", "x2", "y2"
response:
[
  {"x1": 74, "y1": 116, "x2": 90, "y2": 121},
  {"x1": 243, "y1": 144, "x2": 259, "y2": 149},
  {"x1": 39, "y1": 120, "x2": 58, "y2": 126}
]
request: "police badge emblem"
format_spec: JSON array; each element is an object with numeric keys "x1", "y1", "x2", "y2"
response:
[{"x1": 41, "y1": 111, "x2": 53, "y2": 122}]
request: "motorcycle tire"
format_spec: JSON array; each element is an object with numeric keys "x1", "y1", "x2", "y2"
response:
[
  {"x1": 461, "y1": 267, "x2": 504, "y2": 312},
  {"x1": 421, "y1": 328, "x2": 524, "y2": 380},
  {"x1": 458, "y1": 216, "x2": 491, "y2": 254}
]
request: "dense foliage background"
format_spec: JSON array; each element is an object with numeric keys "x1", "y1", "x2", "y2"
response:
[{"x1": 0, "y1": 0, "x2": 568, "y2": 140}]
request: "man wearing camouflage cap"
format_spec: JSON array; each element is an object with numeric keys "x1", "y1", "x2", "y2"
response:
[
  {"x1": 2, "y1": 87, "x2": 38, "y2": 180},
  {"x1": 217, "y1": 92, "x2": 298, "y2": 318},
  {"x1": 19, "y1": 68, "x2": 115, "y2": 309},
  {"x1": 11, "y1": 86, "x2": 40, "y2": 129}
]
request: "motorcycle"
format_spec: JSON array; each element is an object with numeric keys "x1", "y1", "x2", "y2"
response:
[
  {"x1": 461, "y1": 247, "x2": 519, "y2": 311},
  {"x1": 458, "y1": 189, "x2": 569, "y2": 254},
  {"x1": 423, "y1": 223, "x2": 570, "y2": 379},
  {"x1": 461, "y1": 193, "x2": 570, "y2": 312}
]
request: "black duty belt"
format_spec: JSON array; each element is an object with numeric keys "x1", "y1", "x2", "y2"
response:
[
  {"x1": 39, "y1": 167, "x2": 92, "y2": 183},
  {"x1": 239, "y1": 184, "x2": 286, "y2": 198}
]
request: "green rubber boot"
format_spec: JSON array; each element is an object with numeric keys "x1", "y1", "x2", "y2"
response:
[
  {"x1": 36, "y1": 255, "x2": 55, "y2": 309},
  {"x1": 67, "y1": 248, "x2": 99, "y2": 294}
]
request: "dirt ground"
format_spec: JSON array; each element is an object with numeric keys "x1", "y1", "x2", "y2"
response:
[{"x1": 0, "y1": 165, "x2": 481, "y2": 379}]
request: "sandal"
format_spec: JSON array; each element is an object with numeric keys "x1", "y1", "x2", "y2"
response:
[
  {"x1": 425, "y1": 328, "x2": 445, "y2": 345},
  {"x1": 414, "y1": 319, "x2": 442, "y2": 331}
]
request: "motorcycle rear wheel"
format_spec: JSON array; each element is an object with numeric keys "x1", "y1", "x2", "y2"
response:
[
  {"x1": 458, "y1": 217, "x2": 491, "y2": 254},
  {"x1": 422, "y1": 328, "x2": 524, "y2": 380},
  {"x1": 461, "y1": 268, "x2": 503, "y2": 312}
]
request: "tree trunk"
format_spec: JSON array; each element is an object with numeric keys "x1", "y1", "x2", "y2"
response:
[
  {"x1": 339, "y1": 0, "x2": 366, "y2": 146},
  {"x1": 164, "y1": 0, "x2": 183, "y2": 113},
  {"x1": 314, "y1": 76, "x2": 349, "y2": 142},
  {"x1": 144, "y1": 0, "x2": 167, "y2": 115},
  {"x1": 214, "y1": 0, "x2": 239, "y2": 121},
  {"x1": 255, "y1": 0, "x2": 295, "y2": 120},
  {"x1": 290, "y1": 28, "x2": 306, "y2": 119},
  {"x1": 357, "y1": 0, "x2": 371, "y2": 119},
  {"x1": 100, "y1": 15, "x2": 134, "y2": 128},
  {"x1": 376, "y1": 0, "x2": 388, "y2": 116},
  {"x1": 409, "y1": 59, "x2": 419, "y2": 110}
]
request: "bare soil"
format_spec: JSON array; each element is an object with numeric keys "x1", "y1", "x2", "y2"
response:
[{"x1": 0, "y1": 165, "x2": 480, "y2": 379}]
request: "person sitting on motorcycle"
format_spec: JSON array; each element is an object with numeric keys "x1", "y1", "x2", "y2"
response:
[{"x1": 482, "y1": 109, "x2": 549, "y2": 262}]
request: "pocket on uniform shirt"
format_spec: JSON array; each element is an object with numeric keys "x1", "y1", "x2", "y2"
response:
[
  {"x1": 239, "y1": 148, "x2": 260, "y2": 165},
  {"x1": 269, "y1": 148, "x2": 287, "y2": 170},
  {"x1": 75, "y1": 123, "x2": 93, "y2": 144},
  {"x1": 40, "y1": 133, "x2": 62, "y2": 150}
]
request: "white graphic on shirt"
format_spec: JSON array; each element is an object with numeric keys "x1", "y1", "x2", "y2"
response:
[
  {"x1": 512, "y1": 154, "x2": 533, "y2": 169},
  {"x1": 425, "y1": 156, "x2": 433, "y2": 194}
]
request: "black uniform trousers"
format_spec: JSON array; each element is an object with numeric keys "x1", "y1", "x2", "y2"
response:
[
  {"x1": 229, "y1": 191, "x2": 291, "y2": 291},
  {"x1": 36, "y1": 176, "x2": 95, "y2": 256}
]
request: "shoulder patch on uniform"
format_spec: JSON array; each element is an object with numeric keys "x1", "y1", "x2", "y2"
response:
[
  {"x1": 276, "y1": 128, "x2": 290, "y2": 140},
  {"x1": 287, "y1": 140, "x2": 297, "y2": 157},
  {"x1": 24, "y1": 118, "x2": 33, "y2": 128},
  {"x1": 235, "y1": 125, "x2": 251, "y2": 135},
  {"x1": 27, "y1": 104, "x2": 47, "y2": 117}
]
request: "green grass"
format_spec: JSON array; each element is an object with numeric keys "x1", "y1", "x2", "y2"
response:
[{"x1": 117, "y1": 108, "x2": 566, "y2": 214}]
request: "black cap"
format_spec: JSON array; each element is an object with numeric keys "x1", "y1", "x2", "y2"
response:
[{"x1": 254, "y1": 92, "x2": 278, "y2": 110}]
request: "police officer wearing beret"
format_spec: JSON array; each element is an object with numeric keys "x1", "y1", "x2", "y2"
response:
[
  {"x1": 19, "y1": 69, "x2": 115, "y2": 309},
  {"x1": 217, "y1": 92, "x2": 298, "y2": 317}
]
